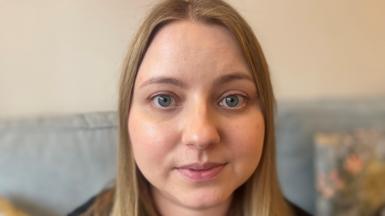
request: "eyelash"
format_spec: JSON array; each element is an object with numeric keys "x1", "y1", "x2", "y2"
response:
[{"x1": 149, "y1": 92, "x2": 249, "y2": 111}]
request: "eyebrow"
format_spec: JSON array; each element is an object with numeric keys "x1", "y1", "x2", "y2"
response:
[
  {"x1": 139, "y1": 77, "x2": 187, "y2": 88},
  {"x1": 139, "y1": 72, "x2": 253, "y2": 88},
  {"x1": 213, "y1": 73, "x2": 254, "y2": 86}
]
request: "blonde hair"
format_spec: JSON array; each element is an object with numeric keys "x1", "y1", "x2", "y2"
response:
[{"x1": 113, "y1": 0, "x2": 293, "y2": 215}]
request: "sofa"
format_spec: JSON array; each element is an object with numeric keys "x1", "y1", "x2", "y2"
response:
[{"x1": 1, "y1": 97, "x2": 384, "y2": 216}]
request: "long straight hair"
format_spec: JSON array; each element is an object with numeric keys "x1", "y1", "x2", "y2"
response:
[{"x1": 114, "y1": 0, "x2": 293, "y2": 215}]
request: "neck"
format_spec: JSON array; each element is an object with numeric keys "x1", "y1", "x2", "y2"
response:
[{"x1": 153, "y1": 191, "x2": 232, "y2": 216}]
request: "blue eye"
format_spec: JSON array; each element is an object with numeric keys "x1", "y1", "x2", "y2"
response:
[
  {"x1": 219, "y1": 95, "x2": 246, "y2": 109},
  {"x1": 153, "y1": 94, "x2": 174, "y2": 108},
  {"x1": 224, "y1": 95, "x2": 239, "y2": 107}
]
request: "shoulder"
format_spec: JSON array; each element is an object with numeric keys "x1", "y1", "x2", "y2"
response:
[
  {"x1": 68, "y1": 187, "x2": 114, "y2": 216},
  {"x1": 287, "y1": 200, "x2": 313, "y2": 216}
]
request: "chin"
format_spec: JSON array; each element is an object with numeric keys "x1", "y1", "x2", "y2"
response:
[{"x1": 176, "y1": 188, "x2": 232, "y2": 210}]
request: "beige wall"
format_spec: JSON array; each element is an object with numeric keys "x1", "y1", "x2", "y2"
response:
[{"x1": 1, "y1": 0, "x2": 384, "y2": 118}]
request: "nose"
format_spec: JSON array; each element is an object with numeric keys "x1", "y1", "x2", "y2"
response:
[{"x1": 181, "y1": 101, "x2": 221, "y2": 150}]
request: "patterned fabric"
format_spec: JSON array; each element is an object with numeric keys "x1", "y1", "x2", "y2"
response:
[{"x1": 315, "y1": 129, "x2": 385, "y2": 216}]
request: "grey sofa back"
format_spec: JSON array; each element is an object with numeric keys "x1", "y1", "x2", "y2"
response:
[
  {"x1": 0, "y1": 113, "x2": 117, "y2": 216},
  {"x1": 1, "y1": 97, "x2": 384, "y2": 215}
]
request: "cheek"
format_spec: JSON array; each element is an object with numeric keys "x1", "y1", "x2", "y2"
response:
[
  {"x1": 128, "y1": 112, "x2": 178, "y2": 168},
  {"x1": 227, "y1": 112, "x2": 265, "y2": 168}
]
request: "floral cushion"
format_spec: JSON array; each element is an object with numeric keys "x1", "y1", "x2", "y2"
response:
[{"x1": 315, "y1": 129, "x2": 385, "y2": 216}]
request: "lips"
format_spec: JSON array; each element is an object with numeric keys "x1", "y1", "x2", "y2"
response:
[{"x1": 176, "y1": 162, "x2": 227, "y2": 182}]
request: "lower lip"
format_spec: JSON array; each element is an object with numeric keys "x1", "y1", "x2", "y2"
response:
[{"x1": 177, "y1": 164, "x2": 225, "y2": 182}]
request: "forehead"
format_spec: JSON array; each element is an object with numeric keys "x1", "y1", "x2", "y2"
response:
[
  {"x1": 136, "y1": 20, "x2": 250, "y2": 84},
  {"x1": 150, "y1": 20, "x2": 240, "y2": 54}
]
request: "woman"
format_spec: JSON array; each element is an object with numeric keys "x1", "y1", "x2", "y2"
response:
[{"x1": 70, "y1": 0, "x2": 311, "y2": 215}]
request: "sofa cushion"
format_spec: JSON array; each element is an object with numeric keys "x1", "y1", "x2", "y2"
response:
[{"x1": 0, "y1": 112, "x2": 117, "y2": 216}]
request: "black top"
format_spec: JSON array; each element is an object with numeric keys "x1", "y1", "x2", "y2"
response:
[
  {"x1": 68, "y1": 196, "x2": 312, "y2": 216},
  {"x1": 68, "y1": 195, "x2": 96, "y2": 216},
  {"x1": 288, "y1": 201, "x2": 313, "y2": 216}
]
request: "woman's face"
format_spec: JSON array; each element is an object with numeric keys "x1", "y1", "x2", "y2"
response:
[{"x1": 128, "y1": 21, "x2": 265, "y2": 215}]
